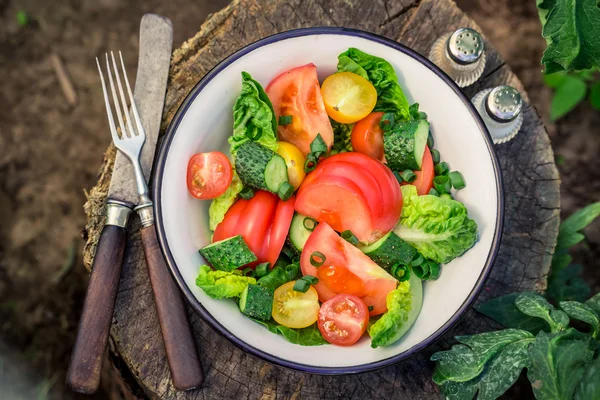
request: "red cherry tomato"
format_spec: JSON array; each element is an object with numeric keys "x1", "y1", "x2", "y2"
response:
[
  {"x1": 186, "y1": 152, "x2": 232, "y2": 199},
  {"x1": 402, "y1": 147, "x2": 435, "y2": 195},
  {"x1": 266, "y1": 64, "x2": 334, "y2": 156},
  {"x1": 318, "y1": 294, "x2": 370, "y2": 346},
  {"x1": 351, "y1": 112, "x2": 385, "y2": 161}
]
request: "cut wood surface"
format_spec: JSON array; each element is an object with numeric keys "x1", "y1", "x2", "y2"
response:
[{"x1": 82, "y1": 0, "x2": 560, "y2": 398}]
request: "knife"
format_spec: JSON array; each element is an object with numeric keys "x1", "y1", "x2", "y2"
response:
[{"x1": 67, "y1": 14, "x2": 203, "y2": 394}]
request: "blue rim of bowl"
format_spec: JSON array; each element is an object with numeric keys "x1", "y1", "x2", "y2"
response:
[{"x1": 153, "y1": 27, "x2": 504, "y2": 374}]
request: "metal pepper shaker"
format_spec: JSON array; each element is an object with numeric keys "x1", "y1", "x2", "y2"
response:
[
  {"x1": 429, "y1": 28, "x2": 486, "y2": 88},
  {"x1": 472, "y1": 85, "x2": 523, "y2": 144}
]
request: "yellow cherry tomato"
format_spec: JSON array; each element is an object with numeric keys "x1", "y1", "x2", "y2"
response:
[
  {"x1": 321, "y1": 72, "x2": 377, "y2": 124},
  {"x1": 276, "y1": 141, "x2": 306, "y2": 190},
  {"x1": 272, "y1": 281, "x2": 320, "y2": 328}
]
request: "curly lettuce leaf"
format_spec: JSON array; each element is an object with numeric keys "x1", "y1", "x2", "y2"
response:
[
  {"x1": 229, "y1": 72, "x2": 278, "y2": 156},
  {"x1": 394, "y1": 185, "x2": 478, "y2": 264},
  {"x1": 337, "y1": 48, "x2": 410, "y2": 119},
  {"x1": 251, "y1": 319, "x2": 328, "y2": 346},
  {"x1": 537, "y1": 0, "x2": 600, "y2": 73},
  {"x1": 208, "y1": 171, "x2": 243, "y2": 231},
  {"x1": 195, "y1": 265, "x2": 255, "y2": 299}
]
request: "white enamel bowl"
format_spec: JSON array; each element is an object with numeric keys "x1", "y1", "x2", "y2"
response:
[{"x1": 153, "y1": 28, "x2": 503, "y2": 373}]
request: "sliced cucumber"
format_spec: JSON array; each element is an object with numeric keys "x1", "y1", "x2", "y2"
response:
[
  {"x1": 235, "y1": 141, "x2": 289, "y2": 198},
  {"x1": 383, "y1": 119, "x2": 430, "y2": 171},
  {"x1": 239, "y1": 284, "x2": 274, "y2": 321},
  {"x1": 199, "y1": 235, "x2": 257, "y2": 271},
  {"x1": 360, "y1": 231, "x2": 417, "y2": 271},
  {"x1": 288, "y1": 213, "x2": 315, "y2": 253}
]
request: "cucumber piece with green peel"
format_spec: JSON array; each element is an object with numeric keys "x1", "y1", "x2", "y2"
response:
[
  {"x1": 288, "y1": 213, "x2": 316, "y2": 253},
  {"x1": 235, "y1": 141, "x2": 289, "y2": 197},
  {"x1": 239, "y1": 284, "x2": 274, "y2": 320},
  {"x1": 199, "y1": 235, "x2": 257, "y2": 271},
  {"x1": 360, "y1": 231, "x2": 417, "y2": 271},
  {"x1": 383, "y1": 119, "x2": 429, "y2": 171}
]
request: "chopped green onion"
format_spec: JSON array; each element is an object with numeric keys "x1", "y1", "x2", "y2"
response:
[
  {"x1": 429, "y1": 188, "x2": 439, "y2": 196},
  {"x1": 277, "y1": 181, "x2": 294, "y2": 201},
  {"x1": 281, "y1": 245, "x2": 297, "y2": 261},
  {"x1": 309, "y1": 133, "x2": 328, "y2": 158},
  {"x1": 440, "y1": 193, "x2": 453, "y2": 201},
  {"x1": 448, "y1": 171, "x2": 466, "y2": 190},
  {"x1": 341, "y1": 230, "x2": 359, "y2": 246},
  {"x1": 285, "y1": 262, "x2": 301, "y2": 280},
  {"x1": 413, "y1": 263, "x2": 429, "y2": 280},
  {"x1": 414, "y1": 260, "x2": 441, "y2": 280},
  {"x1": 255, "y1": 262, "x2": 270, "y2": 278},
  {"x1": 430, "y1": 149, "x2": 440, "y2": 164},
  {"x1": 427, "y1": 132, "x2": 435, "y2": 148},
  {"x1": 329, "y1": 149, "x2": 339, "y2": 156},
  {"x1": 411, "y1": 254, "x2": 424, "y2": 266},
  {"x1": 274, "y1": 258, "x2": 288, "y2": 269},
  {"x1": 293, "y1": 279, "x2": 310, "y2": 293},
  {"x1": 310, "y1": 251, "x2": 325, "y2": 267},
  {"x1": 428, "y1": 262, "x2": 441, "y2": 280},
  {"x1": 304, "y1": 153, "x2": 318, "y2": 172},
  {"x1": 391, "y1": 263, "x2": 411, "y2": 282},
  {"x1": 434, "y1": 161, "x2": 449, "y2": 176},
  {"x1": 433, "y1": 175, "x2": 452, "y2": 194},
  {"x1": 418, "y1": 111, "x2": 428, "y2": 120},
  {"x1": 278, "y1": 115, "x2": 292, "y2": 125},
  {"x1": 301, "y1": 275, "x2": 319, "y2": 285},
  {"x1": 303, "y1": 217, "x2": 318, "y2": 231},
  {"x1": 400, "y1": 170, "x2": 417, "y2": 183},
  {"x1": 242, "y1": 267, "x2": 256, "y2": 278},
  {"x1": 380, "y1": 112, "x2": 395, "y2": 130},
  {"x1": 392, "y1": 171, "x2": 404, "y2": 184},
  {"x1": 239, "y1": 186, "x2": 255, "y2": 200},
  {"x1": 368, "y1": 305, "x2": 374, "y2": 312}
]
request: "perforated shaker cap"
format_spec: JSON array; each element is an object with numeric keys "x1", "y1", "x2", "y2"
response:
[
  {"x1": 485, "y1": 85, "x2": 523, "y2": 122},
  {"x1": 446, "y1": 28, "x2": 484, "y2": 65}
]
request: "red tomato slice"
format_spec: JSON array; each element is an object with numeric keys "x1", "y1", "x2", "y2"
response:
[
  {"x1": 295, "y1": 175, "x2": 374, "y2": 243},
  {"x1": 401, "y1": 147, "x2": 434, "y2": 195},
  {"x1": 259, "y1": 194, "x2": 296, "y2": 267},
  {"x1": 318, "y1": 294, "x2": 370, "y2": 346},
  {"x1": 186, "y1": 152, "x2": 232, "y2": 199},
  {"x1": 351, "y1": 112, "x2": 385, "y2": 161},
  {"x1": 213, "y1": 199, "x2": 248, "y2": 242},
  {"x1": 301, "y1": 222, "x2": 397, "y2": 316},
  {"x1": 266, "y1": 64, "x2": 334, "y2": 156},
  {"x1": 234, "y1": 191, "x2": 278, "y2": 259}
]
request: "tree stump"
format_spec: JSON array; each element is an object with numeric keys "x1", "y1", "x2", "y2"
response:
[{"x1": 82, "y1": 0, "x2": 560, "y2": 398}]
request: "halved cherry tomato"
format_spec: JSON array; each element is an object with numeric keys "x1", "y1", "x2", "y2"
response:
[
  {"x1": 321, "y1": 72, "x2": 377, "y2": 124},
  {"x1": 213, "y1": 191, "x2": 295, "y2": 267},
  {"x1": 351, "y1": 112, "x2": 385, "y2": 161},
  {"x1": 318, "y1": 294, "x2": 369, "y2": 346},
  {"x1": 401, "y1": 147, "x2": 434, "y2": 195},
  {"x1": 266, "y1": 64, "x2": 334, "y2": 156},
  {"x1": 276, "y1": 142, "x2": 306, "y2": 190},
  {"x1": 186, "y1": 152, "x2": 232, "y2": 199},
  {"x1": 272, "y1": 281, "x2": 320, "y2": 329},
  {"x1": 301, "y1": 222, "x2": 397, "y2": 316}
]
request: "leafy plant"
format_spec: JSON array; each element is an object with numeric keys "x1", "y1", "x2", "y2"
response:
[{"x1": 544, "y1": 70, "x2": 599, "y2": 121}]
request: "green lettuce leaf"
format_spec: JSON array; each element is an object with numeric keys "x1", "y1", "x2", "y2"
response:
[
  {"x1": 537, "y1": 0, "x2": 600, "y2": 73},
  {"x1": 368, "y1": 274, "x2": 422, "y2": 348},
  {"x1": 229, "y1": 72, "x2": 278, "y2": 156},
  {"x1": 208, "y1": 171, "x2": 243, "y2": 231},
  {"x1": 393, "y1": 185, "x2": 478, "y2": 264},
  {"x1": 337, "y1": 48, "x2": 410, "y2": 119},
  {"x1": 251, "y1": 319, "x2": 328, "y2": 346},
  {"x1": 195, "y1": 265, "x2": 255, "y2": 299},
  {"x1": 330, "y1": 119, "x2": 354, "y2": 152}
]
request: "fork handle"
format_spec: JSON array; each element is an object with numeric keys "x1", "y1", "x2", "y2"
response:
[
  {"x1": 67, "y1": 201, "x2": 132, "y2": 394},
  {"x1": 139, "y1": 218, "x2": 204, "y2": 391}
]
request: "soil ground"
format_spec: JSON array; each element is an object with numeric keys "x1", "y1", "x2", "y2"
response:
[{"x1": 0, "y1": 0, "x2": 597, "y2": 399}]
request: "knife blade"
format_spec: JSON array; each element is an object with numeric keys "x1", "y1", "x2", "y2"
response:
[{"x1": 67, "y1": 15, "x2": 177, "y2": 395}]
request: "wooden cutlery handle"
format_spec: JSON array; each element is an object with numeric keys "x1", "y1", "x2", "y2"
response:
[
  {"x1": 140, "y1": 224, "x2": 204, "y2": 391},
  {"x1": 67, "y1": 224, "x2": 127, "y2": 394}
]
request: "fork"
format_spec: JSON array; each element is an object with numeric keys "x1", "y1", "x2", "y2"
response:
[{"x1": 67, "y1": 52, "x2": 203, "y2": 392}]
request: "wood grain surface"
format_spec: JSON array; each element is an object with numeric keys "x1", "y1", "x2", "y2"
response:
[{"x1": 82, "y1": 0, "x2": 560, "y2": 398}]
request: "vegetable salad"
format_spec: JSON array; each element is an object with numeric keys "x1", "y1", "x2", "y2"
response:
[{"x1": 186, "y1": 48, "x2": 478, "y2": 348}]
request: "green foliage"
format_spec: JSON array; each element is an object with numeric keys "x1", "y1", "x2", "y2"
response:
[
  {"x1": 208, "y1": 171, "x2": 243, "y2": 231},
  {"x1": 16, "y1": 10, "x2": 28, "y2": 26},
  {"x1": 368, "y1": 280, "x2": 412, "y2": 348},
  {"x1": 195, "y1": 265, "x2": 256, "y2": 299},
  {"x1": 251, "y1": 319, "x2": 328, "y2": 346},
  {"x1": 476, "y1": 293, "x2": 549, "y2": 334}
]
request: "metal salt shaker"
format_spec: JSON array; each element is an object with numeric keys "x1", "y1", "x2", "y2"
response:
[
  {"x1": 429, "y1": 28, "x2": 486, "y2": 88},
  {"x1": 472, "y1": 85, "x2": 524, "y2": 144}
]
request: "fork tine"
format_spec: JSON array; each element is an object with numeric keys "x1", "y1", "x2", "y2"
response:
[
  {"x1": 105, "y1": 53, "x2": 128, "y2": 138},
  {"x1": 96, "y1": 57, "x2": 121, "y2": 144},
  {"x1": 119, "y1": 51, "x2": 145, "y2": 138},
  {"x1": 110, "y1": 51, "x2": 137, "y2": 139}
]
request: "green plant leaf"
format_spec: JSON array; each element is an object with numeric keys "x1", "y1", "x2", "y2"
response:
[
  {"x1": 575, "y1": 356, "x2": 600, "y2": 400},
  {"x1": 527, "y1": 329, "x2": 594, "y2": 400},
  {"x1": 550, "y1": 75, "x2": 586, "y2": 121},
  {"x1": 546, "y1": 264, "x2": 592, "y2": 303},
  {"x1": 16, "y1": 10, "x2": 28, "y2": 26},
  {"x1": 476, "y1": 293, "x2": 549, "y2": 334},
  {"x1": 515, "y1": 292, "x2": 563, "y2": 332},
  {"x1": 585, "y1": 293, "x2": 600, "y2": 315},
  {"x1": 251, "y1": 319, "x2": 328, "y2": 346},
  {"x1": 590, "y1": 81, "x2": 600, "y2": 110},
  {"x1": 549, "y1": 310, "x2": 570, "y2": 331},
  {"x1": 437, "y1": 378, "x2": 479, "y2": 400},
  {"x1": 560, "y1": 301, "x2": 600, "y2": 338},
  {"x1": 557, "y1": 232, "x2": 586, "y2": 249},
  {"x1": 477, "y1": 340, "x2": 532, "y2": 400},
  {"x1": 551, "y1": 252, "x2": 573, "y2": 272},
  {"x1": 557, "y1": 202, "x2": 600, "y2": 248},
  {"x1": 537, "y1": 0, "x2": 600, "y2": 73},
  {"x1": 543, "y1": 71, "x2": 568, "y2": 88}
]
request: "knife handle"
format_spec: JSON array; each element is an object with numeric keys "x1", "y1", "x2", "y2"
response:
[
  {"x1": 139, "y1": 220, "x2": 204, "y2": 391},
  {"x1": 67, "y1": 201, "x2": 132, "y2": 394}
]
